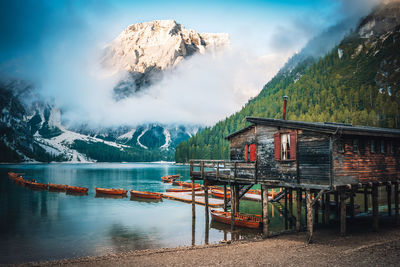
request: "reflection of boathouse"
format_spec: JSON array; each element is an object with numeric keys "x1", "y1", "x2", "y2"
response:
[{"x1": 190, "y1": 97, "x2": 400, "y2": 241}]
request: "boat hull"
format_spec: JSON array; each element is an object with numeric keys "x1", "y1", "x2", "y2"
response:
[
  {"x1": 95, "y1": 187, "x2": 127, "y2": 196},
  {"x1": 210, "y1": 209, "x2": 261, "y2": 229},
  {"x1": 66, "y1": 186, "x2": 88, "y2": 194},
  {"x1": 130, "y1": 190, "x2": 162, "y2": 199}
]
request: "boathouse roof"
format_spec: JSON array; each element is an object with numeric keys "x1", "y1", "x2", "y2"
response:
[{"x1": 225, "y1": 117, "x2": 400, "y2": 139}]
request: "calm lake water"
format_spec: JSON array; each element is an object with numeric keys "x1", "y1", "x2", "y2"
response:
[{"x1": 0, "y1": 163, "x2": 287, "y2": 264}]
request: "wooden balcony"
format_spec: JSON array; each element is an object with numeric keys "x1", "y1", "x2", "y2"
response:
[{"x1": 189, "y1": 160, "x2": 257, "y2": 184}]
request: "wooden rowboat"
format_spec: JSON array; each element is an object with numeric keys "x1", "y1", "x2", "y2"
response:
[
  {"x1": 25, "y1": 181, "x2": 49, "y2": 190},
  {"x1": 48, "y1": 183, "x2": 67, "y2": 191},
  {"x1": 161, "y1": 176, "x2": 174, "y2": 183},
  {"x1": 172, "y1": 180, "x2": 184, "y2": 186},
  {"x1": 166, "y1": 187, "x2": 203, "y2": 192},
  {"x1": 181, "y1": 182, "x2": 201, "y2": 188},
  {"x1": 130, "y1": 190, "x2": 163, "y2": 199},
  {"x1": 66, "y1": 185, "x2": 88, "y2": 194},
  {"x1": 95, "y1": 187, "x2": 128, "y2": 196},
  {"x1": 210, "y1": 209, "x2": 262, "y2": 229},
  {"x1": 168, "y1": 174, "x2": 180, "y2": 179},
  {"x1": 211, "y1": 188, "x2": 230, "y2": 199}
]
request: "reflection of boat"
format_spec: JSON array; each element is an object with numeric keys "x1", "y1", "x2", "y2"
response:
[
  {"x1": 95, "y1": 193, "x2": 127, "y2": 199},
  {"x1": 48, "y1": 183, "x2": 67, "y2": 191},
  {"x1": 211, "y1": 189, "x2": 230, "y2": 199},
  {"x1": 95, "y1": 187, "x2": 128, "y2": 196},
  {"x1": 130, "y1": 190, "x2": 162, "y2": 199},
  {"x1": 66, "y1": 185, "x2": 88, "y2": 194},
  {"x1": 210, "y1": 209, "x2": 262, "y2": 229},
  {"x1": 130, "y1": 195, "x2": 163, "y2": 203},
  {"x1": 25, "y1": 180, "x2": 49, "y2": 190},
  {"x1": 166, "y1": 187, "x2": 202, "y2": 192}
]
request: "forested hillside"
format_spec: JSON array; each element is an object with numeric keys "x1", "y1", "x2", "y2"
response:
[{"x1": 175, "y1": 4, "x2": 400, "y2": 163}]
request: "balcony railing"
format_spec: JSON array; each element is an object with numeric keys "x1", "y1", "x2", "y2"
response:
[{"x1": 189, "y1": 160, "x2": 257, "y2": 184}]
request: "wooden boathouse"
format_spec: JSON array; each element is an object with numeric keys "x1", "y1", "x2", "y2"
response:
[{"x1": 189, "y1": 99, "x2": 400, "y2": 242}]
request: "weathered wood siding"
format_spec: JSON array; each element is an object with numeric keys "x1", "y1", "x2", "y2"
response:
[
  {"x1": 256, "y1": 125, "x2": 297, "y2": 182},
  {"x1": 333, "y1": 136, "x2": 400, "y2": 184},
  {"x1": 297, "y1": 130, "x2": 331, "y2": 185},
  {"x1": 229, "y1": 126, "x2": 256, "y2": 161}
]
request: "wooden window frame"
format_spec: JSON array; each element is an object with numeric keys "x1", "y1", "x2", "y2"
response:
[{"x1": 274, "y1": 131, "x2": 297, "y2": 162}]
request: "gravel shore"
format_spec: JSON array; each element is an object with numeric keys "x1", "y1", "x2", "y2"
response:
[{"x1": 12, "y1": 223, "x2": 400, "y2": 267}]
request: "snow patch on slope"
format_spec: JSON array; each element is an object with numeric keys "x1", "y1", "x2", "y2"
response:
[
  {"x1": 137, "y1": 128, "x2": 148, "y2": 149},
  {"x1": 160, "y1": 128, "x2": 171, "y2": 150}
]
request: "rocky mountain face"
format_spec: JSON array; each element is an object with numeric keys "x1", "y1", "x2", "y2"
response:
[{"x1": 102, "y1": 20, "x2": 230, "y2": 99}]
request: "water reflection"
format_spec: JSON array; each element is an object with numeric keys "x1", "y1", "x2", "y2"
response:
[
  {"x1": 130, "y1": 196, "x2": 162, "y2": 203},
  {"x1": 95, "y1": 193, "x2": 127, "y2": 199}
]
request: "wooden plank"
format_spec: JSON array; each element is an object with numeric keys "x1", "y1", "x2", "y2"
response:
[{"x1": 262, "y1": 185, "x2": 269, "y2": 237}]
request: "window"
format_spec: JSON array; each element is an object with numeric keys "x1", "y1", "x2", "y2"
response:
[
  {"x1": 274, "y1": 131, "x2": 297, "y2": 161},
  {"x1": 244, "y1": 143, "x2": 256, "y2": 162},
  {"x1": 390, "y1": 141, "x2": 394, "y2": 153},
  {"x1": 281, "y1": 133, "x2": 291, "y2": 160},
  {"x1": 338, "y1": 139, "x2": 344, "y2": 153},
  {"x1": 371, "y1": 140, "x2": 375, "y2": 153},
  {"x1": 381, "y1": 140, "x2": 385, "y2": 153},
  {"x1": 353, "y1": 139, "x2": 359, "y2": 153}
]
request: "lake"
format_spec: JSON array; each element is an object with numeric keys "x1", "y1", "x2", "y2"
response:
[{"x1": 0, "y1": 163, "x2": 287, "y2": 264}]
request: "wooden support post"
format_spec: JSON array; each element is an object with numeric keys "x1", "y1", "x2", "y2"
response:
[
  {"x1": 324, "y1": 193, "x2": 330, "y2": 224},
  {"x1": 296, "y1": 188, "x2": 302, "y2": 231},
  {"x1": 223, "y1": 184, "x2": 228, "y2": 212},
  {"x1": 262, "y1": 185, "x2": 269, "y2": 237},
  {"x1": 204, "y1": 179, "x2": 209, "y2": 223},
  {"x1": 335, "y1": 191, "x2": 339, "y2": 221},
  {"x1": 387, "y1": 184, "x2": 392, "y2": 216},
  {"x1": 234, "y1": 185, "x2": 240, "y2": 214},
  {"x1": 284, "y1": 188, "x2": 288, "y2": 230},
  {"x1": 314, "y1": 191, "x2": 319, "y2": 225},
  {"x1": 192, "y1": 178, "x2": 196, "y2": 219},
  {"x1": 230, "y1": 184, "x2": 235, "y2": 235},
  {"x1": 304, "y1": 191, "x2": 307, "y2": 227},
  {"x1": 364, "y1": 186, "x2": 369, "y2": 213},
  {"x1": 192, "y1": 216, "x2": 196, "y2": 246},
  {"x1": 395, "y1": 182, "x2": 399, "y2": 225},
  {"x1": 306, "y1": 189, "x2": 313, "y2": 243},
  {"x1": 349, "y1": 189, "x2": 354, "y2": 220},
  {"x1": 289, "y1": 188, "x2": 293, "y2": 229},
  {"x1": 372, "y1": 184, "x2": 379, "y2": 232},
  {"x1": 340, "y1": 190, "x2": 346, "y2": 236}
]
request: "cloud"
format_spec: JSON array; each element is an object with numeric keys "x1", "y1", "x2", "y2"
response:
[{"x1": 0, "y1": 0, "x2": 387, "y2": 128}]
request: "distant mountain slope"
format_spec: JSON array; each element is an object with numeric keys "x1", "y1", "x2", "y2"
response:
[
  {"x1": 0, "y1": 82, "x2": 199, "y2": 163},
  {"x1": 175, "y1": 1, "x2": 400, "y2": 162}
]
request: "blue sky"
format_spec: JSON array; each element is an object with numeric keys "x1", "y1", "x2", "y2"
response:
[{"x1": 0, "y1": 0, "x2": 381, "y2": 126}]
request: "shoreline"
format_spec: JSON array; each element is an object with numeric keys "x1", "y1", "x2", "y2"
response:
[{"x1": 12, "y1": 224, "x2": 400, "y2": 267}]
